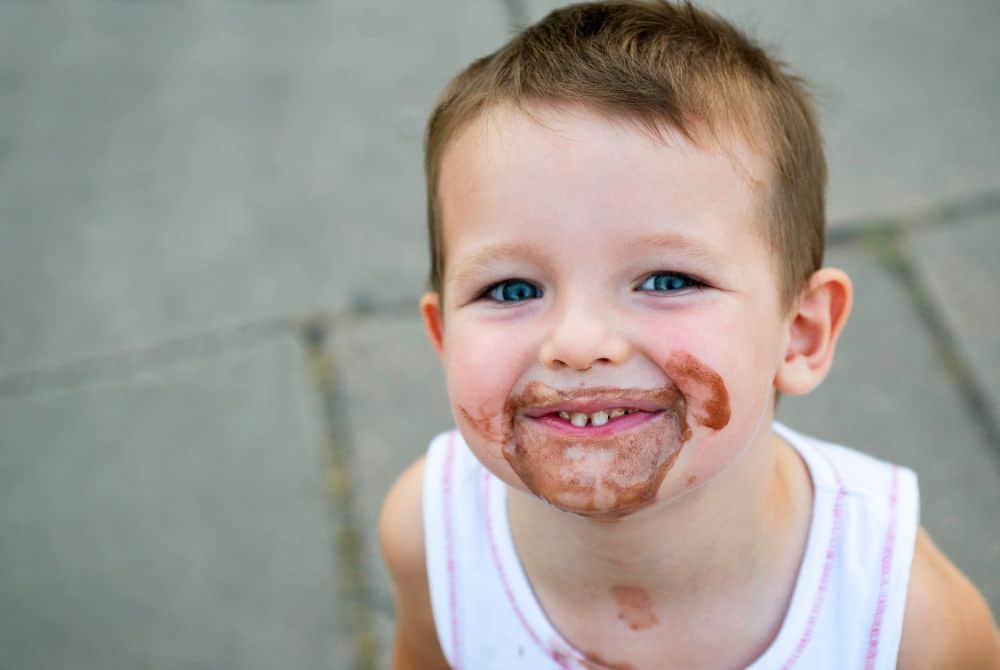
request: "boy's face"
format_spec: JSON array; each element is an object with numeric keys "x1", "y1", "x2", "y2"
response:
[{"x1": 423, "y1": 103, "x2": 793, "y2": 519}]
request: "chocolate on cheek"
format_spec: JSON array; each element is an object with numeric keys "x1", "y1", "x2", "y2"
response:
[
  {"x1": 458, "y1": 351, "x2": 731, "y2": 518},
  {"x1": 457, "y1": 404, "x2": 510, "y2": 444},
  {"x1": 662, "y1": 350, "x2": 731, "y2": 430}
]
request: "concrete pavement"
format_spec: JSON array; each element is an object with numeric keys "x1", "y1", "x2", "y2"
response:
[{"x1": 1, "y1": 2, "x2": 998, "y2": 668}]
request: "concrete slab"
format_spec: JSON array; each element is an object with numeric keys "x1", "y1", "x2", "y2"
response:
[
  {"x1": 328, "y1": 312, "x2": 452, "y2": 643},
  {"x1": 0, "y1": 332, "x2": 347, "y2": 669},
  {"x1": 907, "y1": 214, "x2": 1000, "y2": 424},
  {"x1": 0, "y1": 1, "x2": 508, "y2": 376},
  {"x1": 521, "y1": 0, "x2": 1000, "y2": 225},
  {"x1": 777, "y1": 243, "x2": 1000, "y2": 616}
]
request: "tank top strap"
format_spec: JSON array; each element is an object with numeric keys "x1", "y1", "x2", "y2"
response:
[{"x1": 770, "y1": 421, "x2": 920, "y2": 669}]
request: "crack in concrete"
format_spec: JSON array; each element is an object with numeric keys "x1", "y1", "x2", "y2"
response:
[
  {"x1": 0, "y1": 301, "x2": 416, "y2": 396},
  {"x1": 301, "y1": 319, "x2": 379, "y2": 670},
  {"x1": 0, "y1": 317, "x2": 290, "y2": 397},
  {"x1": 828, "y1": 189, "x2": 1000, "y2": 247},
  {"x1": 863, "y1": 227, "x2": 1000, "y2": 457}
]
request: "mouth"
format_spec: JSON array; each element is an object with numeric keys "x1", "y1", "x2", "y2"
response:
[
  {"x1": 526, "y1": 407, "x2": 663, "y2": 437},
  {"x1": 501, "y1": 382, "x2": 692, "y2": 517}
]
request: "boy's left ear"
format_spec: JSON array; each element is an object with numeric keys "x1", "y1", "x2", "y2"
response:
[{"x1": 774, "y1": 268, "x2": 853, "y2": 395}]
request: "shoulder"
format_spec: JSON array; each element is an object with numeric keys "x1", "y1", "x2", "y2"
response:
[
  {"x1": 379, "y1": 456, "x2": 428, "y2": 583},
  {"x1": 378, "y1": 457, "x2": 450, "y2": 670},
  {"x1": 897, "y1": 526, "x2": 1000, "y2": 669}
]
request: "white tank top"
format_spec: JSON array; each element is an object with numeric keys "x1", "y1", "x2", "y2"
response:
[{"x1": 423, "y1": 421, "x2": 919, "y2": 669}]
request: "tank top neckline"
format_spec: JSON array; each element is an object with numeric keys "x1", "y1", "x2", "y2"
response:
[{"x1": 480, "y1": 420, "x2": 847, "y2": 668}]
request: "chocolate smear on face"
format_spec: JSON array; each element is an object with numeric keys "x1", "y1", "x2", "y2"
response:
[
  {"x1": 458, "y1": 404, "x2": 510, "y2": 444},
  {"x1": 506, "y1": 382, "x2": 688, "y2": 517},
  {"x1": 611, "y1": 584, "x2": 660, "y2": 631},
  {"x1": 461, "y1": 351, "x2": 731, "y2": 517},
  {"x1": 662, "y1": 351, "x2": 731, "y2": 430}
]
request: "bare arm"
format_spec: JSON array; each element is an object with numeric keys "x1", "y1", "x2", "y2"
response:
[
  {"x1": 897, "y1": 526, "x2": 1000, "y2": 669},
  {"x1": 378, "y1": 457, "x2": 451, "y2": 670}
]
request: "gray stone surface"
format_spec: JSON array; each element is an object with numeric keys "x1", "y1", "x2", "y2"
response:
[
  {"x1": 329, "y1": 313, "x2": 452, "y2": 631},
  {"x1": 0, "y1": 1, "x2": 508, "y2": 376},
  {"x1": 0, "y1": 332, "x2": 345, "y2": 669},
  {"x1": 2, "y1": 3, "x2": 999, "y2": 668},
  {"x1": 777, "y1": 243, "x2": 1000, "y2": 616},
  {"x1": 522, "y1": 0, "x2": 1000, "y2": 225},
  {"x1": 907, "y1": 214, "x2": 1000, "y2": 424}
]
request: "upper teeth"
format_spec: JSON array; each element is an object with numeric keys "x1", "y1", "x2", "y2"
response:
[{"x1": 558, "y1": 408, "x2": 636, "y2": 427}]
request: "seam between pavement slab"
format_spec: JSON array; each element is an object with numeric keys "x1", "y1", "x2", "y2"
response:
[
  {"x1": 860, "y1": 227, "x2": 1000, "y2": 456},
  {"x1": 827, "y1": 188, "x2": 1000, "y2": 246},
  {"x1": 301, "y1": 318, "x2": 379, "y2": 670},
  {"x1": 0, "y1": 306, "x2": 415, "y2": 397},
  {"x1": 4, "y1": 191, "x2": 999, "y2": 398},
  {"x1": 0, "y1": 317, "x2": 291, "y2": 397}
]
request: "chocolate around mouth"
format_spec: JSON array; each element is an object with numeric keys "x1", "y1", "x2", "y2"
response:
[
  {"x1": 458, "y1": 351, "x2": 732, "y2": 518},
  {"x1": 506, "y1": 403, "x2": 689, "y2": 517}
]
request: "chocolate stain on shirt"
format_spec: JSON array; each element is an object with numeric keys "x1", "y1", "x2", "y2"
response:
[
  {"x1": 457, "y1": 350, "x2": 730, "y2": 518},
  {"x1": 549, "y1": 643, "x2": 634, "y2": 670},
  {"x1": 578, "y1": 651, "x2": 636, "y2": 670},
  {"x1": 611, "y1": 584, "x2": 660, "y2": 631}
]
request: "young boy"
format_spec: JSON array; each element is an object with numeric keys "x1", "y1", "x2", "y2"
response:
[{"x1": 379, "y1": 2, "x2": 1000, "y2": 668}]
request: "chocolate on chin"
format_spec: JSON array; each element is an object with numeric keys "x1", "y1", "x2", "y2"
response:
[
  {"x1": 459, "y1": 351, "x2": 732, "y2": 518},
  {"x1": 504, "y1": 408, "x2": 688, "y2": 517}
]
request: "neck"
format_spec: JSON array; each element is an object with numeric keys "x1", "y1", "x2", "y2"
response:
[{"x1": 507, "y1": 424, "x2": 799, "y2": 608}]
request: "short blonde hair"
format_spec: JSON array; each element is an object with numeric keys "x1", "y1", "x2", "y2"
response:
[{"x1": 424, "y1": 0, "x2": 826, "y2": 313}]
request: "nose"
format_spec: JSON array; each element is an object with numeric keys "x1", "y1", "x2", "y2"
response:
[{"x1": 538, "y1": 299, "x2": 631, "y2": 371}]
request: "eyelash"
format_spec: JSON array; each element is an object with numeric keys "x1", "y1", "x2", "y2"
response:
[{"x1": 477, "y1": 272, "x2": 706, "y2": 304}]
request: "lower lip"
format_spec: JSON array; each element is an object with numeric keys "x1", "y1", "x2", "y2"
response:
[{"x1": 527, "y1": 411, "x2": 662, "y2": 438}]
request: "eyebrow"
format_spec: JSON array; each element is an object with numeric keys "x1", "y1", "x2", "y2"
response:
[
  {"x1": 447, "y1": 241, "x2": 553, "y2": 287},
  {"x1": 630, "y1": 232, "x2": 720, "y2": 264}
]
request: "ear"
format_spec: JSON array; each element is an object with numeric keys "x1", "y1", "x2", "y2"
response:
[
  {"x1": 419, "y1": 291, "x2": 445, "y2": 358},
  {"x1": 774, "y1": 268, "x2": 853, "y2": 395}
]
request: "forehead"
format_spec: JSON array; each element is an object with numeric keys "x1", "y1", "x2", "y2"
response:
[{"x1": 437, "y1": 103, "x2": 772, "y2": 271}]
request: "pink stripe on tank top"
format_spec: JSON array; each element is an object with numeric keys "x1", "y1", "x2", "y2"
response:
[
  {"x1": 442, "y1": 432, "x2": 462, "y2": 668},
  {"x1": 778, "y1": 442, "x2": 848, "y2": 669},
  {"x1": 864, "y1": 464, "x2": 900, "y2": 670},
  {"x1": 483, "y1": 473, "x2": 573, "y2": 669}
]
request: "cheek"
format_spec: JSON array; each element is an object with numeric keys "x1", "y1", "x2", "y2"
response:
[
  {"x1": 649, "y1": 326, "x2": 777, "y2": 491},
  {"x1": 444, "y1": 321, "x2": 518, "y2": 396},
  {"x1": 442, "y1": 320, "x2": 525, "y2": 456},
  {"x1": 631, "y1": 309, "x2": 762, "y2": 435}
]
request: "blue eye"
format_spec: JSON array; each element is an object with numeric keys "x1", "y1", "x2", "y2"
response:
[
  {"x1": 484, "y1": 279, "x2": 542, "y2": 303},
  {"x1": 639, "y1": 273, "x2": 703, "y2": 292}
]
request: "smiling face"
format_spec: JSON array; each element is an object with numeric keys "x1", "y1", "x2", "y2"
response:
[{"x1": 423, "y1": 103, "x2": 794, "y2": 518}]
